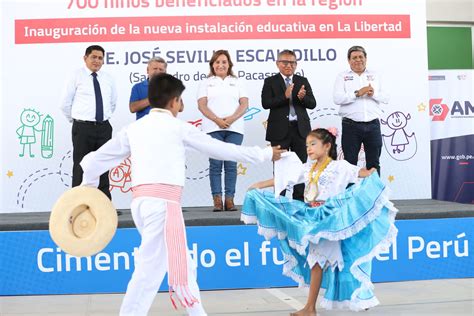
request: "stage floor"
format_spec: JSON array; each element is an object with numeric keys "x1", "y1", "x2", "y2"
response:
[
  {"x1": 0, "y1": 278, "x2": 472, "y2": 315},
  {"x1": 1, "y1": 199, "x2": 474, "y2": 232}
]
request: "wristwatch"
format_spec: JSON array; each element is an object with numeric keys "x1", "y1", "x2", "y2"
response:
[{"x1": 354, "y1": 90, "x2": 359, "y2": 97}]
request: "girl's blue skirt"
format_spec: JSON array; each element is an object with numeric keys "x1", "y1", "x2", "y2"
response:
[{"x1": 241, "y1": 173, "x2": 398, "y2": 311}]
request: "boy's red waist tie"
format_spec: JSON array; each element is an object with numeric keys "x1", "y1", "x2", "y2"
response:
[{"x1": 132, "y1": 183, "x2": 199, "y2": 309}]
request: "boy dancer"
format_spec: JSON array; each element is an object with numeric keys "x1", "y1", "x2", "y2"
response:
[{"x1": 80, "y1": 74, "x2": 284, "y2": 316}]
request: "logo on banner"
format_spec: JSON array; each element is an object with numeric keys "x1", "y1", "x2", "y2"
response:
[
  {"x1": 430, "y1": 98, "x2": 474, "y2": 121},
  {"x1": 451, "y1": 101, "x2": 474, "y2": 118},
  {"x1": 428, "y1": 75, "x2": 446, "y2": 81},
  {"x1": 430, "y1": 98, "x2": 449, "y2": 121}
]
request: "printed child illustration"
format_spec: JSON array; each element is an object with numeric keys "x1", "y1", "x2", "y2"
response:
[
  {"x1": 109, "y1": 158, "x2": 132, "y2": 193},
  {"x1": 16, "y1": 109, "x2": 42, "y2": 158},
  {"x1": 381, "y1": 111, "x2": 417, "y2": 161}
]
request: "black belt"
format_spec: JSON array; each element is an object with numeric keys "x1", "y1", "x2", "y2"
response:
[
  {"x1": 74, "y1": 119, "x2": 108, "y2": 125},
  {"x1": 289, "y1": 120, "x2": 298, "y2": 127},
  {"x1": 342, "y1": 117, "x2": 378, "y2": 125}
]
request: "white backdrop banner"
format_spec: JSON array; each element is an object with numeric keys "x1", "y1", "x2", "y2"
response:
[
  {"x1": 429, "y1": 70, "x2": 474, "y2": 140},
  {"x1": 429, "y1": 70, "x2": 474, "y2": 204},
  {"x1": 1, "y1": 0, "x2": 430, "y2": 213}
]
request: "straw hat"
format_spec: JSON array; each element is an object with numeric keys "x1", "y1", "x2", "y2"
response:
[{"x1": 49, "y1": 186, "x2": 118, "y2": 257}]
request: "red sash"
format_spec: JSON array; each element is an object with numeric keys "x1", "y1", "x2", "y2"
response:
[{"x1": 132, "y1": 183, "x2": 198, "y2": 309}]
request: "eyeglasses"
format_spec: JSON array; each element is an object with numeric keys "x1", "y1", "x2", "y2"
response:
[{"x1": 277, "y1": 60, "x2": 297, "y2": 66}]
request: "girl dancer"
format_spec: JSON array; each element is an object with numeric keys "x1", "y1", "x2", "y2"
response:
[{"x1": 242, "y1": 128, "x2": 398, "y2": 315}]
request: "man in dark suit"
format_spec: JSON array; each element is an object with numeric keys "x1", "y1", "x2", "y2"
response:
[{"x1": 262, "y1": 49, "x2": 317, "y2": 201}]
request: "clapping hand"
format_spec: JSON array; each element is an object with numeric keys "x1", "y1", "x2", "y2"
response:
[
  {"x1": 367, "y1": 83, "x2": 374, "y2": 97},
  {"x1": 297, "y1": 85, "x2": 306, "y2": 100},
  {"x1": 358, "y1": 84, "x2": 374, "y2": 97}
]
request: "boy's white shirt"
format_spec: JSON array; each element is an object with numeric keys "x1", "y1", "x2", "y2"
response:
[
  {"x1": 274, "y1": 152, "x2": 305, "y2": 199},
  {"x1": 80, "y1": 109, "x2": 272, "y2": 188}
]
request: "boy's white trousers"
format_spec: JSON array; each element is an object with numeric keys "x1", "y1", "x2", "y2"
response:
[{"x1": 120, "y1": 197, "x2": 207, "y2": 316}]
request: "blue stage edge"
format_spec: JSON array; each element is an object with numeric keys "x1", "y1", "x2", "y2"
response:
[{"x1": 1, "y1": 217, "x2": 473, "y2": 295}]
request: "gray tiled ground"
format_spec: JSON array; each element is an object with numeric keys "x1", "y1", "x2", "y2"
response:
[{"x1": 0, "y1": 278, "x2": 472, "y2": 315}]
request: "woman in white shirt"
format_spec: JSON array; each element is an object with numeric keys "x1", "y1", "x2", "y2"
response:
[{"x1": 197, "y1": 50, "x2": 248, "y2": 212}]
